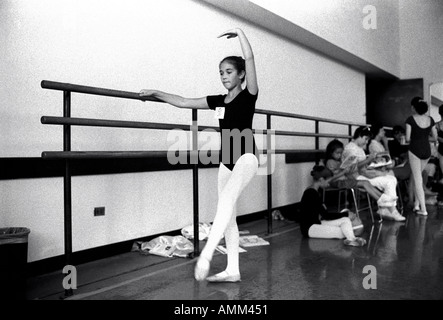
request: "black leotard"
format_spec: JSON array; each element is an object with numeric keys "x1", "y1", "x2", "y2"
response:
[
  {"x1": 206, "y1": 88, "x2": 259, "y2": 171},
  {"x1": 405, "y1": 115, "x2": 435, "y2": 159}
]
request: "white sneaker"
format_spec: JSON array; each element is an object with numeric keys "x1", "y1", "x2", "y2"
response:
[
  {"x1": 377, "y1": 207, "x2": 393, "y2": 219},
  {"x1": 391, "y1": 210, "x2": 406, "y2": 221},
  {"x1": 416, "y1": 211, "x2": 428, "y2": 216}
]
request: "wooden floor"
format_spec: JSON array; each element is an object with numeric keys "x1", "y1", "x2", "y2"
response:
[{"x1": 27, "y1": 204, "x2": 443, "y2": 301}]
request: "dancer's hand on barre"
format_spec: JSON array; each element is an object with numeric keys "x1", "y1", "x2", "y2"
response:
[
  {"x1": 139, "y1": 89, "x2": 157, "y2": 99},
  {"x1": 139, "y1": 89, "x2": 209, "y2": 109}
]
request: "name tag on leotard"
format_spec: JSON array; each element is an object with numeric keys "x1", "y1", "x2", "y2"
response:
[{"x1": 214, "y1": 107, "x2": 225, "y2": 119}]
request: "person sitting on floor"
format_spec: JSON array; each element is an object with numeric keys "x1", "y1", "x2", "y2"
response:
[{"x1": 299, "y1": 165, "x2": 367, "y2": 247}]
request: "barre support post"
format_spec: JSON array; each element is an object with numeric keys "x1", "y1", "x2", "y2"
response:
[
  {"x1": 192, "y1": 109, "x2": 200, "y2": 257},
  {"x1": 267, "y1": 114, "x2": 273, "y2": 234},
  {"x1": 315, "y1": 120, "x2": 320, "y2": 165},
  {"x1": 348, "y1": 124, "x2": 353, "y2": 142},
  {"x1": 63, "y1": 90, "x2": 74, "y2": 298}
]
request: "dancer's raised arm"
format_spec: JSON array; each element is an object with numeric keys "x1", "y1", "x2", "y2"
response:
[{"x1": 218, "y1": 28, "x2": 258, "y2": 95}]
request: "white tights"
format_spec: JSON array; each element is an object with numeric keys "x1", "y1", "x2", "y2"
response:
[
  {"x1": 408, "y1": 151, "x2": 430, "y2": 212},
  {"x1": 200, "y1": 153, "x2": 259, "y2": 275},
  {"x1": 357, "y1": 174, "x2": 398, "y2": 208},
  {"x1": 308, "y1": 217, "x2": 356, "y2": 241}
]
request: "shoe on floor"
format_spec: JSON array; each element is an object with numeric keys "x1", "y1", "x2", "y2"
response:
[
  {"x1": 344, "y1": 237, "x2": 366, "y2": 247},
  {"x1": 391, "y1": 210, "x2": 406, "y2": 222},
  {"x1": 206, "y1": 271, "x2": 241, "y2": 283},
  {"x1": 194, "y1": 256, "x2": 211, "y2": 282},
  {"x1": 377, "y1": 207, "x2": 393, "y2": 220},
  {"x1": 416, "y1": 211, "x2": 428, "y2": 216},
  {"x1": 378, "y1": 208, "x2": 405, "y2": 221}
]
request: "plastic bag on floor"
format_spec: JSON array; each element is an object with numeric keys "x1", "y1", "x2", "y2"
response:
[
  {"x1": 181, "y1": 222, "x2": 213, "y2": 241},
  {"x1": 132, "y1": 235, "x2": 194, "y2": 258}
]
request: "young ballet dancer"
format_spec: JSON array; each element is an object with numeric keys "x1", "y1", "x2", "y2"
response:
[
  {"x1": 139, "y1": 28, "x2": 259, "y2": 282},
  {"x1": 405, "y1": 98, "x2": 438, "y2": 216},
  {"x1": 299, "y1": 165, "x2": 367, "y2": 247}
]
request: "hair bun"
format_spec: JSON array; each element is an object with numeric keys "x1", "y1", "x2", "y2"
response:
[{"x1": 311, "y1": 165, "x2": 332, "y2": 181}]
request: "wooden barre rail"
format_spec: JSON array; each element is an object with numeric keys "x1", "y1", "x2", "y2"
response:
[
  {"x1": 255, "y1": 108, "x2": 367, "y2": 127},
  {"x1": 41, "y1": 116, "x2": 214, "y2": 132},
  {"x1": 41, "y1": 149, "x2": 324, "y2": 159},
  {"x1": 41, "y1": 80, "x2": 164, "y2": 103},
  {"x1": 41, "y1": 116, "x2": 352, "y2": 139},
  {"x1": 41, "y1": 80, "x2": 367, "y2": 128}
]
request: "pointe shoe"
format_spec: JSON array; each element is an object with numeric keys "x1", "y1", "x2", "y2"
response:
[
  {"x1": 194, "y1": 256, "x2": 211, "y2": 281},
  {"x1": 206, "y1": 271, "x2": 241, "y2": 283}
]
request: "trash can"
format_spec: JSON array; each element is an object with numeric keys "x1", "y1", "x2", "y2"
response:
[{"x1": 0, "y1": 227, "x2": 31, "y2": 300}]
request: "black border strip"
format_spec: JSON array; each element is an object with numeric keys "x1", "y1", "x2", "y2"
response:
[
  {"x1": 1, "y1": 152, "x2": 321, "y2": 180},
  {"x1": 0, "y1": 157, "x2": 217, "y2": 180},
  {"x1": 285, "y1": 150, "x2": 325, "y2": 164}
]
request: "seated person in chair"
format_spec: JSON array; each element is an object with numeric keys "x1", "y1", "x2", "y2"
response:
[
  {"x1": 369, "y1": 124, "x2": 414, "y2": 207},
  {"x1": 325, "y1": 139, "x2": 391, "y2": 207},
  {"x1": 342, "y1": 126, "x2": 405, "y2": 222}
]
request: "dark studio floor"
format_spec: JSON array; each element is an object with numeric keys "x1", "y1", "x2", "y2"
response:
[{"x1": 25, "y1": 197, "x2": 443, "y2": 301}]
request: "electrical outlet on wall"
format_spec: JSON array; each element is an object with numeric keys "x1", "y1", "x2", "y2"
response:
[{"x1": 94, "y1": 207, "x2": 105, "y2": 216}]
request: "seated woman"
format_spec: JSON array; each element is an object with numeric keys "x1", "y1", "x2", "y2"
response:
[
  {"x1": 342, "y1": 126, "x2": 405, "y2": 222},
  {"x1": 325, "y1": 139, "x2": 387, "y2": 203},
  {"x1": 368, "y1": 124, "x2": 414, "y2": 205},
  {"x1": 368, "y1": 124, "x2": 409, "y2": 179},
  {"x1": 299, "y1": 165, "x2": 366, "y2": 247}
]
